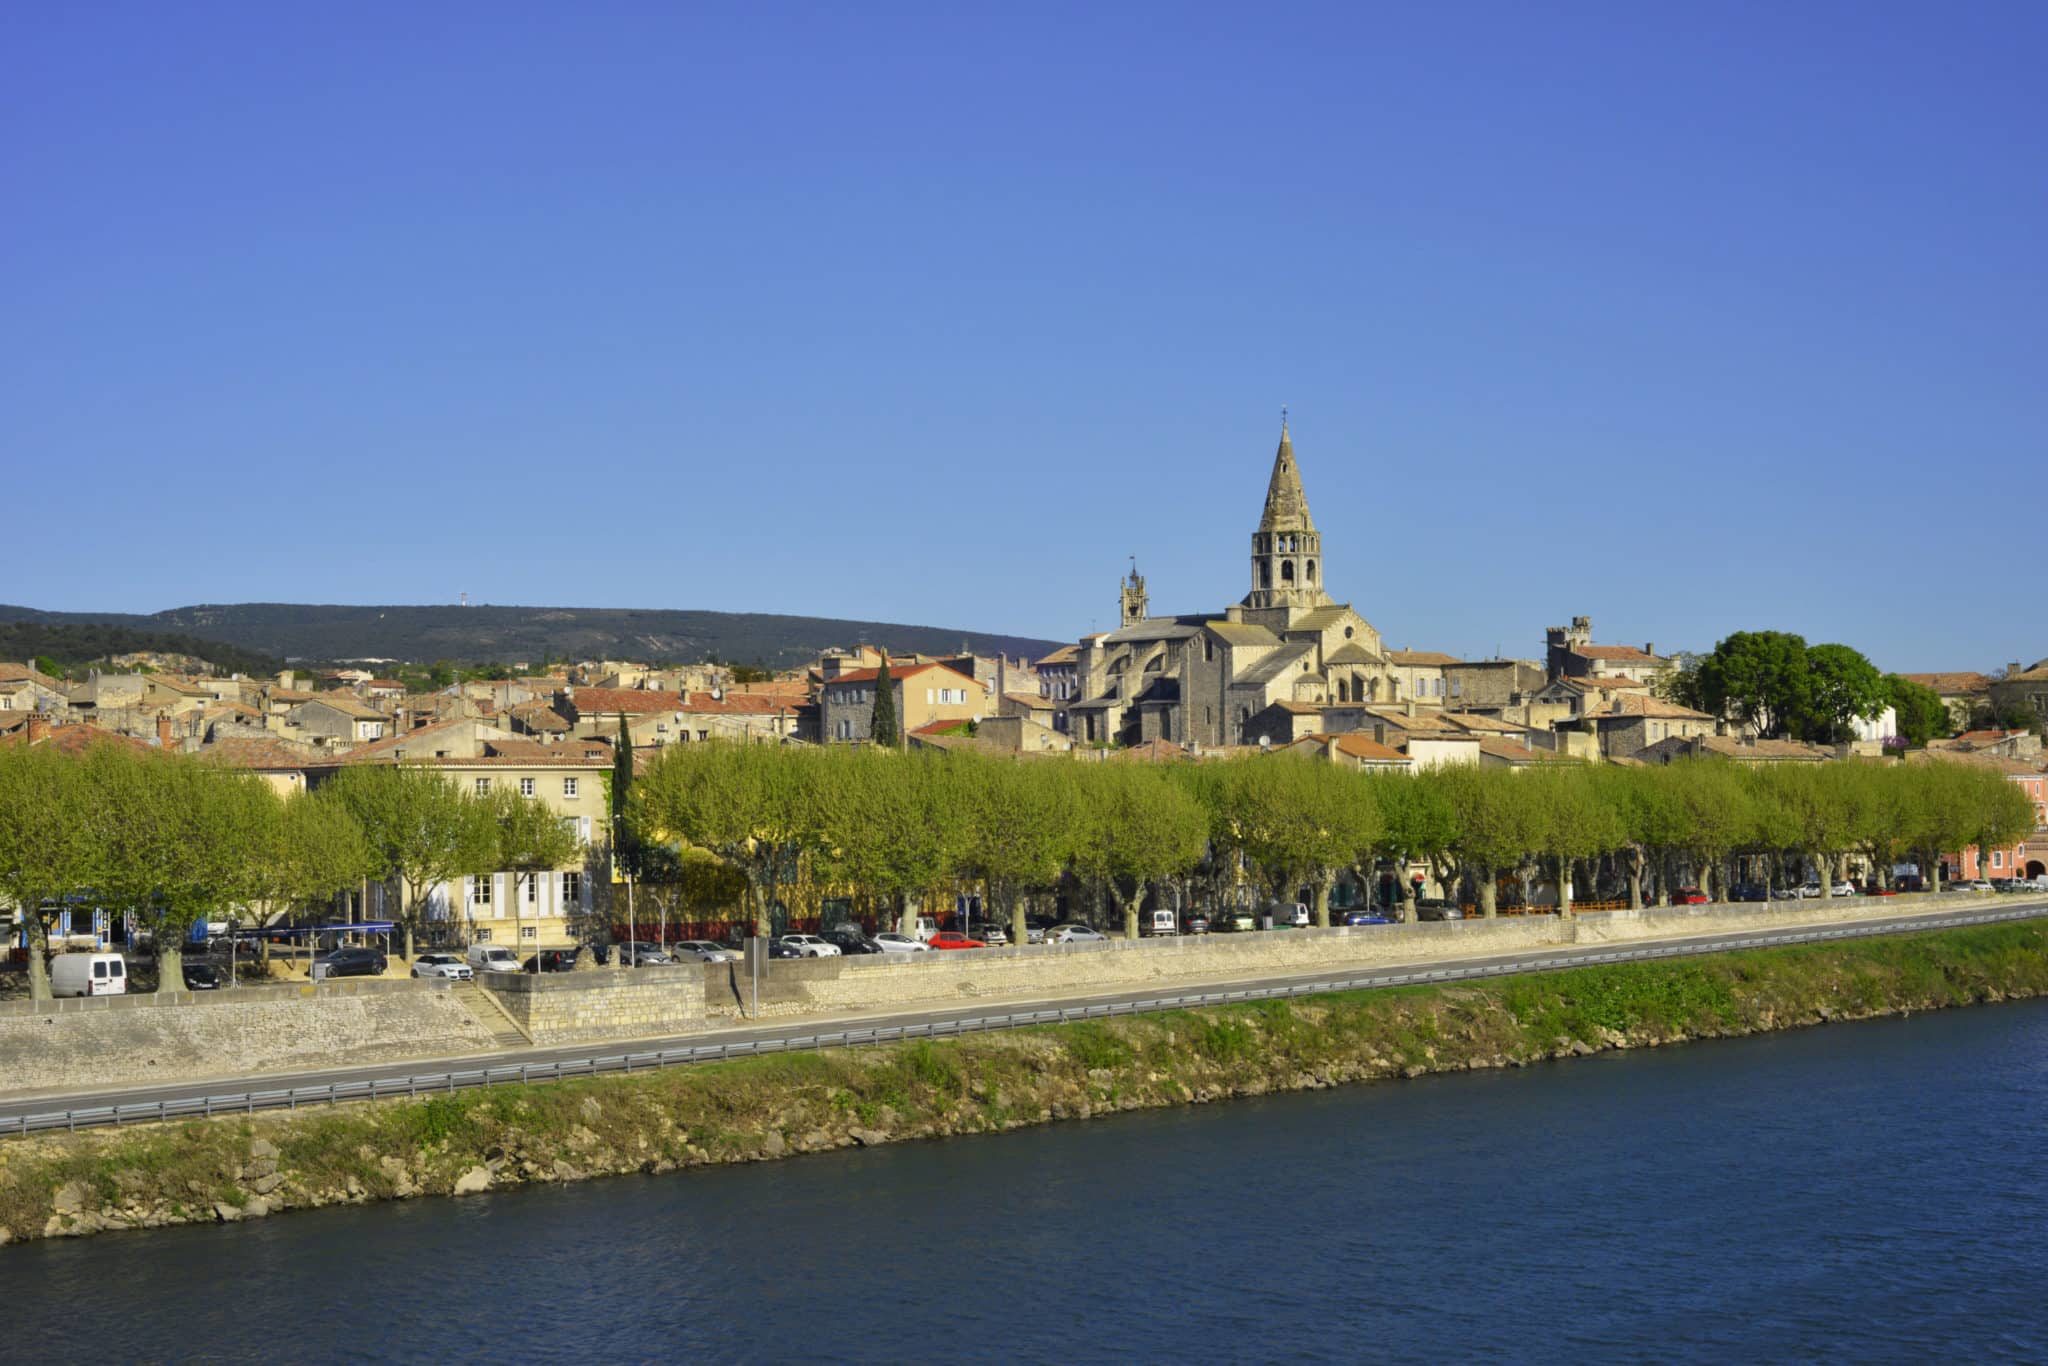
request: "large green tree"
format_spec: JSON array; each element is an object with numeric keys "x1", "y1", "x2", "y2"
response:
[
  {"x1": 1070, "y1": 762, "x2": 1211, "y2": 937},
  {"x1": 1682, "y1": 630, "x2": 1811, "y2": 736},
  {"x1": 1363, "y1": 769, "x2": 1456, "y2": 921},
  {"x1": 322, "y1": 764, "x2": 500, "y2": 958},
  {"x1": 1792, "y1": 644, "x2": 1889, "y2": 743},
  {"x1": 1885, "y1": 674, "x2": 1952, "y2": 748},
  {"x1": 1432, "y1": 765, "x2": 1541, "y2": 917},
  {"x1": 819, "y1": 748, "x2": 963, "y2": 936},
  {"x1": 955, "y1": 755, "x2": 1074, "y2": 946},
  {"x1": 633, "y1": 742, "x2": 829, "y2": 938},
  {"x1": 487, "y1": 786, "x2": 586, "y2": 950},
  {"x1": 0, "y1": 744, "x2": 101, "y2": 1000}
]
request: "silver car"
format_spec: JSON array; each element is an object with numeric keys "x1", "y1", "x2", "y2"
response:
[
  {"x1": 1046, "y1": 924, "x2": 1107, "y2": 944},
  {"x1": 670, "y1": 939, "x2": 735, "y2": 963},
  {"x1": 779, "y1": 934, "x2": 842, "y2": 958},
  {"x1": 411, "y1": 952, "x2": 473, "y2": 981}
]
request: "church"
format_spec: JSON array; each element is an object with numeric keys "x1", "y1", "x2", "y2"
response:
[{"x1": 1065, "y1": 421, "x2": 1400, "y2": 747}]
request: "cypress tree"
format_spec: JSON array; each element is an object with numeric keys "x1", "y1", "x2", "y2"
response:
[
  {"x1": 869, "y1": 656, "x2": 898, "y2": 747},
  {"x1": 612, "y1": 714, "x2": 637, "y2": 873}
]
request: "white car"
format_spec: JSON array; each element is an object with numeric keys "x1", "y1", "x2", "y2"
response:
[
  {"x1": 779, "y1": 934, "x2": 842, "y2": 958},
  {"x1": 670, "y1": 940, "x2": 735, "y2": 963},
  {"x1": 411, "y1": 952, "x2": 473, "y2": 981},
  {"x1": 1794, "y1": 882, "x2": 1856, "y2": 899},
  {"x1": 1964, "y1": 879, "x2": 1995, "y2": 893},
  {"x1": 465, "y1": 944, "x2": 523, "y2": 974},
  {"x1": 977, "y1": 924, "x2": 1010, "y2": 947},
  {"x1": 1046, "y1": 924, "x2": 1108, "y2": 945},
  {"x1": 872, "y1": 932, "x2": 931, "y2": 953}
]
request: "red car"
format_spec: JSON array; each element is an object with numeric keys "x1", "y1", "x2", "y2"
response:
[
  {"x1": 927, "y1": 931, "x2": 986, "y2": 950},
  {"x1": 1673, "y1": 888, "x2": 1710, "y2": 905}
]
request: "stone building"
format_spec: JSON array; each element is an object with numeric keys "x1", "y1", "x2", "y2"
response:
[{"x1": 1064, "y1": 422, "x2": 1398, "y2": 747}]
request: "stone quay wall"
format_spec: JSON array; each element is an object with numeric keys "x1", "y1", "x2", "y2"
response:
[
  {"x1": 0, "y1": 979, "x2": 492, "y2": 1097},
  {"x1": 482, "y1": 967, "x2": 705, "y2": 1045}
]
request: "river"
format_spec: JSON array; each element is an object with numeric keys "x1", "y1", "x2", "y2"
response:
[{"x1": 10, "y1": 1000, "x2": 2048, "y2": 1362}]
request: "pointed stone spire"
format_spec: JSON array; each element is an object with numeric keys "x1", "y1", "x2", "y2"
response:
[{"x1": 1258, "y1": 415, "x2": 1316, "y2": 534}]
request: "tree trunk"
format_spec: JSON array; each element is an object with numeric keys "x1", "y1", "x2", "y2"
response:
[
  {"x1": 1928, "y1": 850, "x2": 1943, "y2": 895},
  {"x1": 1627, "y1": 848, "x2": 1644, "y2": 910},
  {"x1": 1118, "y1": 883, "x2": 1140, "y2": 940},
  {"x1": 1477, "y1": 865, "x2": 1498, "y2": 918},
  {"x1": 1816, "y1": 851, "x2": 1832, "y2": 901},
  {"x1": 26, "y1": 920, "x2": 52, "y2": 1002},
  {"x1": 1402, "y1": 871, "x2": 1419, "y2": 923},
  {"x1": 898, "y1": 891, "x2": 916, "y2": 939},
  {"x1": 1557, "y1": 854, "x2": 1574, "y2": 918},
  {"x1": 1009, "y1": 886, "x2": 1027, "y2": 949},
  {"x1": 1312, "y1": 873, "x2": 1332, "y2": 929},
  {"x1": 157, "y1": 940, "x2": 183, "y2": 994},
  {"x1": 1657, "y1": 853, "x2": 1672, "y2": 907}
]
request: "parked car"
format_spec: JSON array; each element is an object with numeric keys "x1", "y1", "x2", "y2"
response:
[
  {"x1": 779, "y1": 935, "x2": 842, "y2": 958},
  {"x1": 1214, "y1": 909, "x2": 1257, "y2": 933},
  {"x1": 913, "y1": 915, "x2": 941, "y2": 943},
  {"x1": 873, "y1": 932, "x2": 930, "y2": 953},
  {"x1": 766, "y1": 938, "x2": 805, "y2": 959},
  {"x1": 1181, "y1": 913, "x2": 1210, "y2": 935},
  {"x1": 616, "y1": 942, "x2": 674, "y2": 966},
  {"x1": 1730, "y1": 883, "x2": 1769, "y2": 903},
  {"x1": 466, "y1": 944, "x2": 523, "y2": 974},
  {"x1": 820, "y1": 928, "x2": 882, "y2": 956},
  {"x1": 1964, "y1": 879, "x2": 1995, "y2": 893},
  {"x1": 1046, "y1": 924, "x2": 1108, "y2": 944},
  {"x1": 526, "y1": 948, "x2": 581, "y2": 973},
  {"x1": 1894, "y1": 874, "x2": 1926, "y2": 893},
  {"x1": 1671, "y1": 889, "x2": 1710, "y2": 906},
  {"x1": 316, "y1": 946, "x2": 388, "y2": 978},
  {"x1": 1770, "y1": 886, "x2": 1801, "y2": 901},
  {"x1": 1415, "y1": 899, "x2": 1465, "y2": 921},
  {"x1": 411, "y1": 952, "x2": 474, "y2": 981},
  {"x1": 928, "y1": 931, "x2": 986, "y2": 950},
  {"x1": 1269, "y1": 902, "x2": 1311, "y2": 928},
  {"x1": 978, "y1": 924, "x2": 1011, "y2": 947},
  {"x1": 1865, "y1": 886, "x2": 1899, "y2": 898},
  {"x1": 1341, "y1": 910, "x2": 1394, "y2": 926},
  {"x1": 670, "y1": 939, "x2": 736, "y2": 963},
  {"x1": 1989, "y1": 878, "x2": 2019, "y2": 894},
  {"x1": 182, "y1": 961, "x2": 223, "y2": 990}
]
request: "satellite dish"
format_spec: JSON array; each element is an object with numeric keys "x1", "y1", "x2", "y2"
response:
[{"x1": 1258, "y1": 736, "x2": 1271, "y2": 749}]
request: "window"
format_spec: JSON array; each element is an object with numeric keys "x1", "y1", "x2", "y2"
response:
[
  {"x1": 562, "y1": 777, "x2": 579, "y2": 798},
  {"x1": 475, "y1": 777, "x2": 491, "y2": 795},
  {"x1": 527, "y1": 877, "x2": 537, "y2": 903},
  {"x1": 562, "y1": 871, "x2": 582, "y2": 905},
  {"x1": 520, "y1": 777, "x2": 535, "y2": 797},
  {"x1": 1204, "y1": 637, "x2": 1215, "y2": 662},
  {"x1": 476, "y1": 928, "x2": 491, "y2": 942},
  {"x1": 521, "y1": 926, "x2": 537, "y2": 939},
  {"x1": 1991, "y1": 851, "x2": 2005, "y2": 869},
  {"x1": 470, "y1": 877, "x2": 493, "y2": 907}
]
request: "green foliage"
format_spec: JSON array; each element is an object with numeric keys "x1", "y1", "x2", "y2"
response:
[
  {"x1": 322, "y1": 764, "x2": 499, "y2": 953},
  {"x1": 0, "y1": 620, "x2": 282, "y2": 678},
  {"x1": 1681, "y1": 631, "x2": 1889, "y2": 741},
  {"x1": 1886, "y1": 674, "x2": 1952, "y2": 747}
]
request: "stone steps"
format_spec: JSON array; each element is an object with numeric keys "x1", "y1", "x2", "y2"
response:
[{"x1": 451, "y1": 981, "x2": 531, "y2": 1050}]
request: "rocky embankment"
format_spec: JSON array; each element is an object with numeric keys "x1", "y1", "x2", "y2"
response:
[{"x1": 5, "y1": 919, "x2": 2046, "y2": 1246}]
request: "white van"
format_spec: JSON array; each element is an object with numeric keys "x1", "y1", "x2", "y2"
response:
[
  {"x1": 51, "y1": 952, "x2": 128, "y2": 998},
  {"x1": 914, "y1": 915, "x2": 940, "y2": 943},
  {"x1": 465, "y1": 944, "x2": 523, "y2": 974},
  {"x1": 1144, "y1": 908, "x2": 1178, "y2": 937}
]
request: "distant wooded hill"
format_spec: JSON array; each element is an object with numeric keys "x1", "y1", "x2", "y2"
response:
[
  {"x1": 0, "y1": 621, "x2": 285, "y2": 678},
  {"x1": 0, "y1": 604, "x2": 1062, "y2": 671}
]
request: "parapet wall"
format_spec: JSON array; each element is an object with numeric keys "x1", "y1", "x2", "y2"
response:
[
  {"x1": 0, "y1": 979, "x2": 493, "y2": 1097},
  {"x1": 483, "y1": 967, "x2": 705, "y2": 1044}
]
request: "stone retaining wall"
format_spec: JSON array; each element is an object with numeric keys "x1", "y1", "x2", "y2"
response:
[
  {"x1": 0, "y1": 979, "x2": 492, "y2": 1096},
  {"x1": 707, "y1": 890, "x2": 2011, "y2": 1020},
  {"x1": 482, "y1": 967, "x2": 705, "y2": 1044}
]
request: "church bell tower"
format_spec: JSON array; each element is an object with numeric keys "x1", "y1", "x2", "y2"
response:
[
  {"x1": 1244, "y1": 416, "x2": 1330, "y2": 613},
  {"x1": 1120, "y1": 560, "x2": 1149, "y2": 625}
]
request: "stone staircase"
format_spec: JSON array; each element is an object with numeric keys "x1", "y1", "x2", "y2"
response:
[{"x1": 452, "y1": 980, "x2": 531, "y2": 1050}]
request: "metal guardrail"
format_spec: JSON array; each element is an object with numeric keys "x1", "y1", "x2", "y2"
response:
[{"x1": 4, "y1": 903, "x2": 2044, "y2": 1139}]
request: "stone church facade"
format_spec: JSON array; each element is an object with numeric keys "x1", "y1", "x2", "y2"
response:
[{"x1": 1066, "y1": 423, "x2": 1400, "y2": 747}]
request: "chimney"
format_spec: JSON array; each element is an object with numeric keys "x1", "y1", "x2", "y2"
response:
[
  {"x1": 1406, "y1": 699, "x2": 1417, "y2": 719},
  {"x1": 2010, "y1": 662, "x2": 2023, "y2": 678},
  {"x1": 156, "y1": 713, "x2": 173, "y2": 748},
  {"x1": 1644, "y1": 642, "x2": 1654, "y2": 656},
  {"x1": 26, "y1": 712, "x2": 49, "y2": 745}
]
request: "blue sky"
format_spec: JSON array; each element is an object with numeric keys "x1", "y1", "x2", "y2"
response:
[{"x1": 5, "y1": 3, "x2": 2042, "y2": 671}]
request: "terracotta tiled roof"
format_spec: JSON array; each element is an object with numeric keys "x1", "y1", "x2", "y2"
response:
[
  {"x1": 1574, "y1": 644, "x2": 1663, "y2": 662},
  {"x1": 1476, "y1": 737, "x2": 1570, "y2": 764},
  {"x1": 1437, "y1": 713, "x2": 1532, "y2": 735},
  {"x1": 1004, "y1": 692, "x2": 1055, "y2": 709},
  {"x1": 910, "y1": 718, "x2": 974, "y2": 737},
  {"x1": 1595, "y1": 694, "x2": 1714, "y2": 720},
  {"x1": 1036, "y1": 645, "x2": 1080, "y2": 666},
  {"x1": 1388, "y1": 649, "x2": 1461, "y2": 667},
  {"x1": 196, "y1": 738, "x2": 320, "y2": 769},
  {"x1": 820, "y1": 662, "x2": 977, "y2": 689},
  {"x1": 1906, "y1": 749, "x2": 2044, "y2": 776},
  {"x1": 569, "y1": 687, "x2": 687, "y2": 715},
  {"x1": 294, "y1": 693, "x2": 387, "y2": 720},
  {"x1": 1567, "y1": 675, "x2": 1649, "y2": 692},
  {"x1": 0, "y1": 663, "x2": 63, "y2": 688},
  {"x1": 1326, "y1": 733, "x2": 1409, "y2": 763},
  {"x1": 0, "y1": 723, "x2": 154, "y2": 755},
  {"x1": 1899, "y1": 671, "x2": 1994, "y2": 695},
  {"x1": 1108, "y1": 738, "x2": 1191, "y2": 763},
  {"x1": 679, "y1": 691, "x2": 798, "y2": 717}
]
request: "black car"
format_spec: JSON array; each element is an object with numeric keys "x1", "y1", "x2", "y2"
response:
[
  {"x1": 822, "y1": 928, "x2": 883, "y2": 955},
  {"x1": 182, "y1": 961, "x2": 223, "y2": 990},
  {"x1": 767, "y1": 939, "x2": 803, "y2": 960},
  {"x1": 315, "y1": 946, "x2": 387, "y2": 978},
  {"x1": 1730, "y1": 883, "x2": 1769, "y2": 903},
  {"x1": 525, "y1": 947, "x2": 582, "y2": 973},
  {"x1": 1415, "y1": 900, "x2": 1465, "y2": 922}
]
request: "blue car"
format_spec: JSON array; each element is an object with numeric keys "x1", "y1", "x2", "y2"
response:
[{"x1": 1341, "y1": 910, "x2": 1394, "y2": 926}]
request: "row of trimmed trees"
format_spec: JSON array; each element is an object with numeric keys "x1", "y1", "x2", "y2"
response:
[
  {"x1": 627, "y1": 744, "x2": 2037, "y2": 944},
  {"x1": 0, "y1": 743, "x2": 583, "y2": 999}
]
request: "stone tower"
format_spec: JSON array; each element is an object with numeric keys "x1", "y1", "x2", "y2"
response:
[
  {"x1": 1244, "y1": 418, "x2": 1331, "y2": 612},
  {"x1": 1120, "y1": 562, "x2": 1149, "y2": 625}
]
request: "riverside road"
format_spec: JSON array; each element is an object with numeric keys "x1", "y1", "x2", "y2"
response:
[{"x1": 5, "y1": 898, "x2": 2044, "y2": 1128}]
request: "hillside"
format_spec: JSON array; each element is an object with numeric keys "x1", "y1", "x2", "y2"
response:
[
  {"x1": 0, "y1": 604, "x2": 1063, "y2": 670},
  {"x1": 0, "y1": 621, "x2": 283, "y2": 679}
]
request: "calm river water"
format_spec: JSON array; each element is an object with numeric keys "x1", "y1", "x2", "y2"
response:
[{"x1": 11, "y1": 1000, "x2": 2048, "y2": 1363}]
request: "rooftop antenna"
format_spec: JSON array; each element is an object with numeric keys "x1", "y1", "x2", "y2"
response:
[{"x1": 460, "y1": 591, "x2": 470, "y2": 608}]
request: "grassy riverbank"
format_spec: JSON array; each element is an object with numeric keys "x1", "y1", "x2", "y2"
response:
[{"x1": 6, "y1": 919, "x2": 2048, "y2": 1245}]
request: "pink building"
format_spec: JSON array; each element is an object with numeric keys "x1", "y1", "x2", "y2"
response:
[{"x1": 1942, "y1": 765, "x2": 2048, "y2": 881}]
